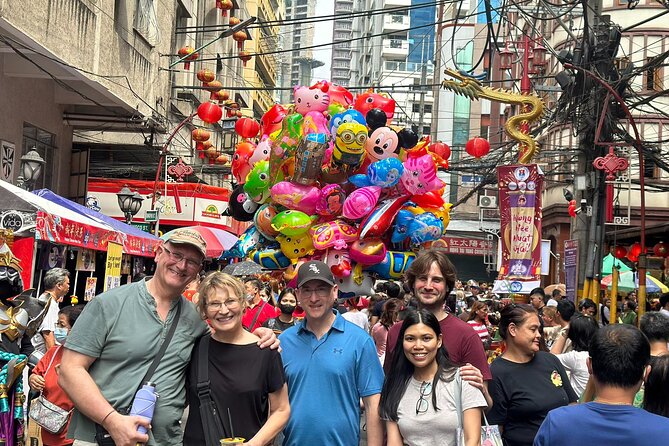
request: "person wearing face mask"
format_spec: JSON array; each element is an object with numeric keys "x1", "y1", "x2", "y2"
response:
[
  {"x1": 29, "y1": 305, "x2": 85, "y2": 446},
  {"x1": 32, "y1": 268, "x2": 71, "y2": 358},
  {"x1": 242, "y1": 278, "x2": 277, "y2": 332},
  {"x1": 262, "y1": 288, "x2": 298, "y2": 334}
]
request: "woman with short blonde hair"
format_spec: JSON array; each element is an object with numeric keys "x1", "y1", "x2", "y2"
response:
[{"x1": 184, "y1": 272, "x2": 290, "y2": 446}]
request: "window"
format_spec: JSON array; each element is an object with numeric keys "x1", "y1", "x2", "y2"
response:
[
  {"x1": 424, "y1": 104, "x2": 432, "y2": 114},
  {"x1": 134, "y1": 0, "x2": 160, "y2": 46},
  {"x1": 644, "y1": 157, "x2": 657, "y2": 178},
  {"x1": 23, "y1": 123, "x2": 56, "y2": 190},
  {"x1": 422, "y1": 126, "x2": 431, "y2": 135},
  {"x1": 480, "y1": 125, "x2": 489, "y2": 139},
  {"x1": 644, "y1": 59, "x2": 663, "y2": 91},
  {"x1": 412, "y1": 103, "x2": 420, "y2": 113}
]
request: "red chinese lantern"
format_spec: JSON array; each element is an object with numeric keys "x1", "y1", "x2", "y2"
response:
[
  {"x1": 197, "y1": 140, "x2": 213, "y2": 159},
  {"x1": 239, "y1": 50, "x2": 252, "y2": 67},
  {"x1": 613, "y1": 246, "x2": 627, "y2": 260},
  {"x1": 236, "y1": 110, "x2": 243, "y2": 118},
  {"x1": 216, "y1": 154, "x2": 230, "y2": 164},
  {"x1": 192, "y1": 128, "x2": 211, "y2": 143},
  {"x1": 567, "y1": 200, "x2": 577, "y2": 218},
  {"x1": 196, "y1": 69, "x2": 215, "y2": 83},
  {"x1": 197, "y1": 101, "x2": 223, "y2": 124},
  {"x1": 465, "y1": 137, "x2": 490, "y2": 159},
  {"x1": 212, "y1": 90, "x2": 230, "y2": 104},
  {"x1": 235, "y1": 117, "x2": 260, "y2": 139},
  {"x1": 232, "y1": 30, "x2": 248, "y2": 51},
  {"x1": 217, "y1": 0, "x2": 233, "y2": 16},
  {"x1": 627, "y1": 242, "x2": 642, "y2": 262},
  {"x1": 178, "y1": 46, "x2": 199, "y2": 70},
  {"x1": 206, "y1": 146, "x2": 219, "y2": 165},
  {"x1": 429, "y1": 141, "x2": 451, "y2": 167},
  {"x1": 203, "y1": 80, "x2": 223, "y2": 100},
  {"x1": 229, "y1": 17, "x2": 241, "y2": 26},
  {"x1": 653, "y1": 241, "x2": 669, "y2": 258}
]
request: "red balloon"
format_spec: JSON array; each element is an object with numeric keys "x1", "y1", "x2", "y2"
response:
[
  {"x1": 412, "y1": 191, "x2": 445, "y2": 209},
  {"x1": 653, "y1": 241, "x2": 669, "y2": 258},
  {"x1": 235, "y1": 117, "x2": 261, "y2": 139},
  {"x1": 613, "y1": 246, "x2": 627, "y2": 259},
  {"x1": 197, "y1": 101, "x2": 222, "y2": 124},
  {"x1": 465, "y1": 137, "x2": 490, "y2": 159}
]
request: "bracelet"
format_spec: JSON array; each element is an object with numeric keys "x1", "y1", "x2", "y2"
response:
[{"x1": 100, "y1": 409, "x2": 116, "y2": 425}]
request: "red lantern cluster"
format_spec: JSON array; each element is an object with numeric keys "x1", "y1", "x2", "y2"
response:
[
  {"x1": 613, "y1": 246, "x2": 627, "y2": 260},
  {"x1": 465, "y1": 137, "x2": 490, "y2": 159},
  {"x1": 178, "y1": 46, "x2": 199, "y2": 70},
  {"x1": 239, "y1": 50, "x2": 252, "y2": 67},
  {"x1": 235, "y1": 117, "x2": 260, "y2": 139},
  {"x1": 196, "y1": 69, "x2": 215, "y2": 83},
  {"x1": 203, "y1": 80, "x2": 223, "y2": 100}
]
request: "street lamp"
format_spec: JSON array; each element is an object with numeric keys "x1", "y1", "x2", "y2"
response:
[
  {"x1": 15, "y1": 148, "x2": 46, "y2": 190},
  {"x1": 116, "y1": 186, "x2": 143, "y2": 224}
]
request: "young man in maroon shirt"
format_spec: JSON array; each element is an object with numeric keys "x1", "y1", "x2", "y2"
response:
[{"x1": 385, "y1": 249, "x2": 493, "y2": 406}]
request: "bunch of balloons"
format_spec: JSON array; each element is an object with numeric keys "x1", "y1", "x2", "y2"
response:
[{"x1": 222, "y1": 80, "x2": 453, "y2": 296}]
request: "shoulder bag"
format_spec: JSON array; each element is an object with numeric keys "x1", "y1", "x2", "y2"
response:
[
  {"x1": 29, "y1": 346, "x2": 72, "y2": 434},
  {"x1": 94, "y1": 299, "x2": 182, "y2": 446},
  {"x1": 455, "y1": 370, "x2": 503, "y2": 446},
  {"x1": 195, "y1": 334, "x2": 232, "y2": 446}
]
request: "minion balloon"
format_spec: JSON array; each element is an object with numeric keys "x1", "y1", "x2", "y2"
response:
[{"x1": 331, "y1": 122, "x2": 368, "y2": 171}]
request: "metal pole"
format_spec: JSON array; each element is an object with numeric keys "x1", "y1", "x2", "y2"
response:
[
  {"x1": 564, "y1": 63, "x2": 647, "y2": 320},
  {"x1": 610, "y1": 266, "x2": 619, "y2": 324}
]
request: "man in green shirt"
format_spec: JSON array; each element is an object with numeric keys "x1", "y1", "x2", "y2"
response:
[{"x1": 59, "y1": 228, "x2": 277, "y2": 446}]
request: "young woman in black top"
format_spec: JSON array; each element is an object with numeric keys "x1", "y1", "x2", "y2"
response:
[
  {"x1": 183, "y1": 273, "x2": 290, "y2": 446},
  {"x1": 487, "y1": 304, "x2": 577, "y2": 446}
]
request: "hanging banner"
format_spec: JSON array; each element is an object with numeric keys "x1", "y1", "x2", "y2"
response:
[
  {"x1": 35, "y1": 211, "x2": 118, "y2": 251},
  {"x1": 497, "y1": 164, "x2": 543, "y2": 281},
  {"x1": 564, "y1": 239, "x2": 579, "y2": 303},
  {"x1": 104, "y1": 241, "x2": 123, "y2": 292},
  {"x1": 76, "y1": 249, "x2": 96, "y2": 272},
  {"x1": 39, "y1": 244, "x2": 66, "y2": 270}
]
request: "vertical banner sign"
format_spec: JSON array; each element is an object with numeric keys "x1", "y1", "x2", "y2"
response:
[
  {"x1": 85, "y1": 277, "x2": 98, "y2": 301},
  {"x1": 564, "y1": 240, "x2": 579, "y2": 303},
  {"x1": 497, "y1": 165, "x2": 543, "y2": 281},
  {"x1": 104, "y1": 241, "x2": 123, "y2": 292}
]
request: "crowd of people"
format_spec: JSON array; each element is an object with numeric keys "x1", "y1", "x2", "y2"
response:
[{"x1": 3, "y1": 227, "x2": 669, "y2": 446}]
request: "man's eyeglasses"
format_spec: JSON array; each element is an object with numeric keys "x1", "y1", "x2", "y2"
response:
[
  {"x1": 206, "y1": 299, "x2": 240, "y2": 311},
  {"x1": 162, "y1": 246, "x2": 202, "y2": 269},
  {"x1": 298, "y1": 286, "x2": 332, "y2": 298},
  {"x1": 416, "y1": 381, "x2": 432, "y2": 415}
]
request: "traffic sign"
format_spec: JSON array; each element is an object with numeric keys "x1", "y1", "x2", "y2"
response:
[{"x1": 145, "y1": 210, "x2": 158, "y2": 222}]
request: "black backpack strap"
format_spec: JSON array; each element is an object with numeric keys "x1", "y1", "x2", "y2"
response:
[
  {"x1": 245, "y1": 300, "x2": 266, "y2": 332},
  {"x1": 196, "y1": 335, "x2": 229, "y2": 446}
]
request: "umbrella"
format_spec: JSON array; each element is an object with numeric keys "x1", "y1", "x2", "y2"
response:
[
  {"x1": 222, "y1": 260, "x2": 262, "y2": 276},
  {"x1": 601, "y1": 271, "x2": 669, "y2": 293},
  {"x1": 601, "y1": 253, "x2": 632, "y2": 276},
  {"x1": 162, "y1": 226, "x2": 238, "y2": 259}
]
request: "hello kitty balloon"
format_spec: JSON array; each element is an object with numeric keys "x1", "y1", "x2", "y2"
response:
[{"x1": 294, "y1": 84, "x2": 330, "y2": 116}]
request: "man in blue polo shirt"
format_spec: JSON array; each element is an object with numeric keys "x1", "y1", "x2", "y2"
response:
[{"x1": 279, "y1": 260, "x2": 384, "y2": 446}]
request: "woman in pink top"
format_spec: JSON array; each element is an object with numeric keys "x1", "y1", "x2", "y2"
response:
[
  {"x1": 371, "y1": 298, "x2": 403, "y2": 365},
  {"x1": 467, "y1": 300, "x2": 491, "y2": 347}
]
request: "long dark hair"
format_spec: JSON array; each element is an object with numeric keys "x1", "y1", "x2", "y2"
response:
[
  {"x1": 568, "y1": 315, "x2": 599, "y2": 351},
  {"x1": 643, "y1": 355, "x2": 669, "y2": 417},
  {"x1": 379, "y1": 309, "x2": 459, "y2": 421}
]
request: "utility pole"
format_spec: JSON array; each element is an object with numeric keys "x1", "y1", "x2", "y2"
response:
[{"x1": 418, "y1": 57, "x2": 428, "y2": 134}]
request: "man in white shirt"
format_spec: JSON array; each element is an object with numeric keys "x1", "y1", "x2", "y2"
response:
[{"x1": 32, "y1": 268, "x2": 70, "y2": 357}]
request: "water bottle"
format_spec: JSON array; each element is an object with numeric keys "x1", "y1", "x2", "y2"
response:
[{"x1": 129, "y1": 382, "x2": 157, "y2": 435}]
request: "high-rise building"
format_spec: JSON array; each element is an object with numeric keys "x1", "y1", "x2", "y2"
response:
[
  {"x1": 352, "y1": 0, "x2": 435, "y2": 133},
  {"x1": 280, "y1": 0, "x2": 323, "y2": 103},
  {"x1": 331, "y1": 0, "x2": 355, "y2": 86}
]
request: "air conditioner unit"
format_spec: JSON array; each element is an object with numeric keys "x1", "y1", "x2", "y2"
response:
[{"x1": 478, "y1": 195, "x2": 498, "y2": 209}]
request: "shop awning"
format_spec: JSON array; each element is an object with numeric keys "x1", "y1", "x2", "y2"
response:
[
  {"x1": 33, "y1": 189, "x2": 159, "y2": 257},
  {"x1": 0, "y1": 179, "x2": 118, "y2": 251}
]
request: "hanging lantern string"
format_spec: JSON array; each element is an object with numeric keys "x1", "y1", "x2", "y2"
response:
[{"x1": 169, "y1": 17, "x2": 256, "y2": 68}]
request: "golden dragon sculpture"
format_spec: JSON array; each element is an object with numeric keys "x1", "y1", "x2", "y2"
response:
[{"x1": 441, "y1": 68, "x2": 545, "y2": 164}]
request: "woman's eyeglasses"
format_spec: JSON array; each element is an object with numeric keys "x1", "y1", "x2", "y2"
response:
[
  {"x1": 206, "y1": 299, "x2": 240, "y2": 311},
  {"x1": 415, "y1": 381, "x2": 432, "y2": 415}
]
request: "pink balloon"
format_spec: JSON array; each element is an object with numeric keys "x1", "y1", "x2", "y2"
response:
[
  {"x1": 303, "y1": 111, "x2": 329, "y2": 135},
  {"x1": 342, "y1": 186, "x2": 381, "y2": 220},
  {"x1": 350, "y1": 238, "x2": 387, "y2": 265},
  {"x1": 323, "y1": 248, "x2": 352, "y2": 277},
  {"x1": 400, "y1": 153, "x2": 445, "y2": 195},
  {"x1": 309, "y1": 220, "x2": 359, "y2": 250},
  {"x1": 271, "y1": 181, "x2": 321, "y2": 215},
  {"x1": 316, "y1": 184, "x2": 346, "y2": 217}
]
